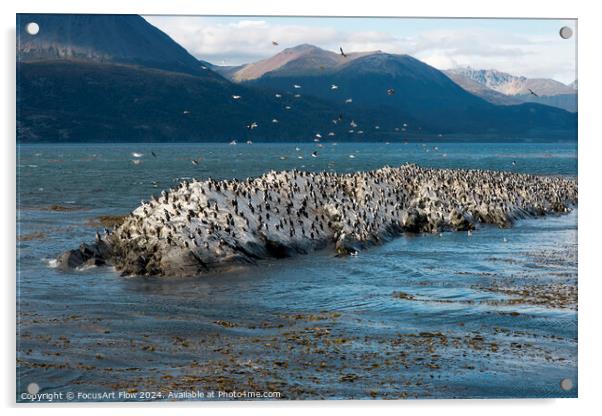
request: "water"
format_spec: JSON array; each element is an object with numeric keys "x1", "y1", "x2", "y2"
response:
[{"x1": 16, "y1": 141, "x2": 577, "y2": 401}]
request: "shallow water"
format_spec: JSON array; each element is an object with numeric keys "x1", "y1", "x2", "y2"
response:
[{"x1": 16, "y1": 142, "x2": 577, "y2": 401}]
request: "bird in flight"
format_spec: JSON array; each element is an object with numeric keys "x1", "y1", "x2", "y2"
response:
[
  {"x1": 340, "y1": 47, "x2": 347, "y2": 57},
  {"x1": 387, "y1": 88, "x2": 396, "y2": 96},
  {"x1": 528, "y1": 88, "x2": 539, "y2": 97},
  {"x1": 151, "y1": 151, "x2": 157, "y2": 158},
  {"x1": 272, "y1": 41, "x2": 279, "y2": 46}
]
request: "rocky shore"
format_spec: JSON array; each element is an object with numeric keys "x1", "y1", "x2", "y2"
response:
[{"x1": 56, "y1": 164, "x2": 577, "y2": 277}]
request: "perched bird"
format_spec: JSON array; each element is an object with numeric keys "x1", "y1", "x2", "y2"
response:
[
  {"x1": 312, "y1": 151, "x2": 319, "y2": 158},
  {"x1": 345, "y1": 98, "x2": 353, "y2": 104},
  {"x1": 272, "y1": 118, "x2": 279, "y2": 123},
  {"x1": 192, "y1": 159, "x2": 199, "y2": 166},
  {"x1": 132, "y1": 152, "x2": 143, "y2": 158},
  {"x1": 331, "y1": 84, "x2": 339, "y2": 90},
  {"x1": 151, "y1": 151, "x2": 157, "y2": 158},
  {"x1": 339, "y1": 47, "x2": 347, "y2": 57},
  {"x1": 232, "y1": 95, "x2": 241, "y2": 100},
  {"x1": 246, "y1": 122, "x2": 258, "y2": 130},
  {"x1": 387, "y1": 88, "x2": 395, "y2": 96},
  {"x1": 293, "y1": 84, "x2": 302, "y2": 89},
  {"x1": 275, "y1": 93, "x2": 282, "y2": 98}
]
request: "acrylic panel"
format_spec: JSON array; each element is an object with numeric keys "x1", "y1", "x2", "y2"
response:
[{"x1": 16, "y1": 13, "x2": 578, "y2": 402}]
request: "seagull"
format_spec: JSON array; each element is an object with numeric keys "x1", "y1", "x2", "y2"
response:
[
  {"x1": 232, "y1": 95, "x2": 241, "y2": 100},
  {"x1": 272, "y1": 41, "x2": 279, "y2": 46},
  {"x1": 294, "y1": 93, "x2": 301, "y2": 98},
  {"x1": 182, "y1": 110, "x2": 190, "y2": 115},
  {"x1": 328, "y1": 132, "x2": 336, "y2": 136},
  {"x1": 345, "y1": 98, "x2": 353, "y2": 104},
  {"x1": 131, "y1": 159, "x2": 142, "y2": 165},
  {"x1": 528, "y1": 88, "x2": 539, "y2": 97},
  {"x1": 246, "y1": 122, "x2": 258, "y2": 130},
  {"x1": 350, "y1": 120, "x2": 357, "y2": 128},
  {"x1": 272, "y1": 118, "x2": 279, "y2": 123},
  {"x1": 293, "y1": 84, "x2": 302, "y2": 89},
  {"x1": 191, "y1": 159, "x2": 199, "y2": 165},
  {"x1": 331, "y1": 84, "x2": 339, "y2": 90},
  {"x1": 132, "y1": 152, "x2": 143, "y2": 158},
  {"x1": 151, "y1": 151, "x2": 157, "y2": 158},
  {"x1": 285, "y1": 105, "x2": 292, "y2": 110},
  {"x1": 512, "y1": 161, "x2": 517, "y2": 166},
  {"x1": 275, "y1": 93, "x2": 282, "y2": 98},
  {"x1": 315, "y1": 133, "x2": 322, "y2": 139},
  {"x1": 339, "y1": 47, "x2": 347, "y2": 57},
  {"x1": 348, "y1": 154, "x2": 355, "y2": 159},
  {"x1": 312, "y1": 151, "x2": 319, "y2": 158},
  {"x1": 387, "y1": 88, "x2": 395, "y2": 96}
]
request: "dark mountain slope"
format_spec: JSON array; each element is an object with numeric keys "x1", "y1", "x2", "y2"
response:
[
  {"x1": 17, "y1": 61, "x2": 354, "y2": 142},
  {"x1": 17, "y1": 13, "x2": 218, "y2": 78}
]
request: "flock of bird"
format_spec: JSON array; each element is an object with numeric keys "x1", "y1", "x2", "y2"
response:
[
  {"x1": 78, "y1": 43, "x2": 560, "y2": 277},
  {"x1": 102, "y1": 164, "x2": 577, "y2": 277}
]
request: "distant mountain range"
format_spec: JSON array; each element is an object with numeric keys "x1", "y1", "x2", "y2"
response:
[
  {"x1": 16, "y1": 14, "x2": 577, "y2": 142},
  {"x1": 444, "y1": 68, "x2": 577, "y2": 112}
]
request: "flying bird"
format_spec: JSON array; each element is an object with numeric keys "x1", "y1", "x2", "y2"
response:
[
  {"x1": 339, "y1": 47, "x2": 347, "y2": 57},
  {"x1": 246, "y1": 122, "x2": 258, "y2": 130},
  {"x1": 151, "y1": 151, "x2": 157, "y2": 158},
  {"x1": 191, "y1": 159, "x2": 199, "y2": 166},
  {"x1": 312, "y1": 151, "x2": 319, "y2": 158},
  {"x1": 528, "y1": 88, "x2": 539, "y2": 97},
  {"x1": 272, "y1": 41, "x2": 279, "y2": 46}
]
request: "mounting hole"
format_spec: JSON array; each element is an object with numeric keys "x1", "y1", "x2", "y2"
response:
[
  {"x1": 25, "y1": 22, "x2": 39, "y2": 35},
  {"x1": 560, "y1": 378, "x2": 573, "y2": 391},
  {"x1": 559, "y1": 26, "x2": 573, "y2": 39},
  {"x1": 27, "y1": 382, "x2": 40, "y2": 394}
]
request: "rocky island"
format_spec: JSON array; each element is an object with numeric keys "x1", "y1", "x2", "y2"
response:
[{"x1": 57, "y1": 164, "x2": 578, "y2": 277}]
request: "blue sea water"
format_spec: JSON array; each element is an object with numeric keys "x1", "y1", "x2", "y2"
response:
[{"x1": 16, "y1": 141, "x2": 578, "y2": 401}]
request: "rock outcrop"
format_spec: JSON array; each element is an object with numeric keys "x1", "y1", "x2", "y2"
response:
[{"x1": 57, "y1": 164, "x2": 578, "y2": 277}]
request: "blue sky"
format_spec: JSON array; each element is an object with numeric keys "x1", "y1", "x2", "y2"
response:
[{"x1": 145, "y1": 16, "x2": 577, "y2": 83}]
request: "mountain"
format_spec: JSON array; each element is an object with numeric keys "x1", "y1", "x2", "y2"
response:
[
  {"x1": 238, "y1": 46, "x2": 576, "y2": 138},
  {"x1": 17, "y1": 15, "x2": 576, "y2": 141},
  {"x1": 219, "y1": 44, "x2": 375, "y2": 82},
  {"x1": 16, "y1": 14, "x2": 347, "y2": 142},
  {"x1": 17, "y1": 14, "x2": 218, "y2": 78},
  {"x1": 444, "y1": 68, "x2": 577, "y2": 112}
]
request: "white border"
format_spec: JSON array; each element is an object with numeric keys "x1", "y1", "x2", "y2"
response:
[{"x1": 2, "y1": 1, "x2": 601, "y2": 415}]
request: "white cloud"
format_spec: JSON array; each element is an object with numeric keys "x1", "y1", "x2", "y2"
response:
[{"x1": 144, "y1": 16, "x2": 576, "y2": 83}]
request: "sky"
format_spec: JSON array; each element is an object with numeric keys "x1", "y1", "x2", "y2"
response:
[{"x1": 144, "y1": 16, "x2": 577, "y2": 84}]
